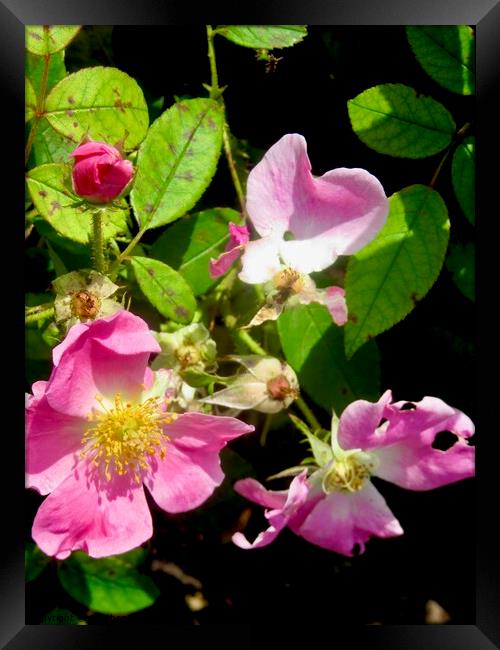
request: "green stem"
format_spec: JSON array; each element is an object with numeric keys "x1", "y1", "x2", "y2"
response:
[
  {"x1": 429, "y1": 121, "x2": 471, "y2": 188},
  {"x1": 233, "y1": 329, "x2": 267, "y2": 356},
  {"x1": 25, "y1": 307, "x2": 54, "y2": 325},
  {"x1": 295, "y1": 396, "x2": 322, "y2": 433},
  {"x1": 206, "y1": 25, "x2": 246, "y2": 213},
  {"x1": 25, "y1": 301, "x2": 55, "y2": 315},
  {"x1": 92, "y1": 210, "x2": 106, "y2": 273},
  {"x1": 259, "y1": 413, "x2": 273, "y2": 446},
  {"x1": 110, "y1": 226, "x2": 147, "y2": 276}
]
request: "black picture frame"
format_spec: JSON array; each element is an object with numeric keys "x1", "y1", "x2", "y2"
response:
[{"x1": 9, "y1": 1, "x2": 500, "y2": 647}]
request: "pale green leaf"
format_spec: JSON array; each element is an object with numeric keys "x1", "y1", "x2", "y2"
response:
[
  {"x1": 57, "y1": 549, "x2": 158, "y2": 616},
  {"x1": 131, "y1": 98, "x2": 223, "y2": 230},
  {"x1": 344, "y1": 185, "x2": 450, "y2": 358},
  {"x1": 26, "y1": 25, "x2": 81, "y2": 56},
  {"x1": 25, "y1": 50, "x2": 66, "y2": 97},
  {"x1": 45, "y1": 66, "x2": 149, "y2": 150},
  {"x1": 407, "y1": 26, "x2": 475, "y2": 95},
  {"x1": 277, "y1": 303, "x2": 380, "y2": 414},
  {"x1": 30, "y1": 117, "x2": 76, "y2": 165},
  {"x1": 25, "y1": 77, "x2": 37, "y2": 123},
  {"x1": 150, "y1": 207, "x2": 240, "y2": 295},
  {"x1": 130, "y1": 256, "x2": 197, "y2": 324},
  {"x1": 218, "y1": 25, "x2": 307, "y2": 49},
  {"x1": 348, "y1": 83, "x2": 456, "y2": 158},
  {"x1": 452, "y1": 136, "x2": 475, "y2": 225},
  {"x1": 26, "y1": 163, "x2": 129, "y2": 243}
]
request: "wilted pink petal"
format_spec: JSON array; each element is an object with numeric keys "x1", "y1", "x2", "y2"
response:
[
  {"x1": 323, "y1": 286, "x2": 348, "y2": 326},
  {"x1": 32, "y1": 467, "x2": 153, "y2": 559},
  {"x1": 232, "y1": 472, "x2": 309, "y2": 549},
  {"x1": 243, "y1": 134, "x2": 388, "y2": 280},
  {"x1": 295, "y1": 482, "x2": 403, "y2": 556},
  {"x1": 337, "y1": 390, "x2": 393, "y2": 451},
  {"x1": 373, "y1": 397, "x2": 475, "y2": 490},
  {"x1": 209, "y1": 222, "x2": 250, "y2": 278}
]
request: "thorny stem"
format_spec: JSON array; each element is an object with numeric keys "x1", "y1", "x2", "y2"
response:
[
  {"x1": 206, "y1": 25, "x2": 246, "y2": 213},
  {"x1": 92, "y1": 210, "x2": 107, "y2": 274},
  {"x1": 25, "y1": 307, "x2": 54, "y2": 325},
  {"x1": 429, "y1": 122, "x2": 471, "y2": 188}
]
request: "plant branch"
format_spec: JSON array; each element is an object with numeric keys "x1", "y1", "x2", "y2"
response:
[
  {"x1": 295, "y1": 396, "x2": 322, "y2": 433},
  {"x1": 25, "y1": 307, "x2": 54, "y2": 325}
]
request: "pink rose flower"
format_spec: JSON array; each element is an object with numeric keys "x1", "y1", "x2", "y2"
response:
[
  {"x1": 70, "y1": 141, "x2": 134, "y2": 204},
  {"x1": 233, "y1": 390, "x2": 475, "y2": 555},
  {"x1": 26, "y1": 310, "x2": 253, "y2": 559},
  {"x1": 239, "y1": 133, "x2": 389, "y2": 284},
  {"x1": 209, "y1": 222, "x2": 250, "y2": 278}
]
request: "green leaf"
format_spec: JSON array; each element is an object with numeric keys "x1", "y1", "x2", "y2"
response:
[
  {"x1": 277, "y1": 303, "x2": 380, "y2": 414},
  {"x1": 29, "y1": 118, "x2": 76, "y2": 166},
  {"x1": 26, "y1": 163, "x2": 129, "y2": 243},
  {"x1": 45, "y1": 66, "x2": 149, "y2": 150},
  {"x1": 26, "y1": 25, "x2": 81, "y2": 55},
  {"x1": 131, "y1": 98, "x2": 223, "y2": 230},
  {"x1": 25, "y1": 543, "x2": 50, "y2": 582},
  {"x1": 304, "y1": 432, "x2": 333, "y2": 467},
  {"x1": 130, "y1": 256, "x2": 197, "y2": 324},
  {"x1": 446, "y1": 241, "x2": 475, "y2": 301},
  {"x1": 347, "y1": 83, "x2": 456, "y2": 158},
  {"x1": 218, "y1": 25, "x2": 307, "y2": 49},
  {"x1": 150, "y1": 207, "x2": 240, "y2": 295},
  {"x1": 26, "y1": 50, "x2": 66, "y2": 97},
  {"x1": 452, "y1": 136, "x2": 475, "y2": 225},
  {"x1": 42, "y1": 608, "x2": 85, "y2": 625},
  {"x1": 344, "y1": 185, "x2": 450, "y2": 358},
  {"x1": 407, "y1": 26, "x2": 475, "y2": 95},
  {"x1": 57, "y1": 549, "x2": 158, "y2": 616},
  {"x1": 25, "y1": 77, "x2": 37, "y2": 123}
]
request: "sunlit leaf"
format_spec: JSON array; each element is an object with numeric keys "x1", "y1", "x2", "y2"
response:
[
  {"x1": 57, "y1": 549, "x2": 158, "y2": 616},
  {"x1": 407, "y1": 26, "x2": 475, "y2": 95},
  {"x1": 278, "y1": 303, "x2": 380, "y2": 414},
  {"x1": 26, "y1": 25, "x2": 81, "y2": 56},
  {"x1": 131, "y1": 98, "x2": 223, "y2": 230},
  {"x1": 45, "y1": 66, "x2": 149, "y2": 150},
  {"x1": 348, "y1": 83, "x2": 456, "y2": 158},
  {"x1": 344, "y1": 185, "x2": 450, "y2": 357},
  {"x1": 130, "y1": 256, "x2": 197, "y2": 324},
  {"x1": 150, "y1": 207, "x2": 241, "y2": 295},
  {"x1": 218, "y1": 25, "x2": 307, "y2": 49}
]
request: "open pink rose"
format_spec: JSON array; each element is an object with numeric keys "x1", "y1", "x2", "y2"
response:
[
  {"x1": 233, "y1": 390, "x2": 475, "y2": 555},
  {"x1": 239, "y1": 133, "x2": 389, "y2": 284},
  {"x1": 70, "y1": 141, "x2": 134, "y2": 204},
  {"x1": 26, "y1": 310, "x2": 253, "y2": 559}
]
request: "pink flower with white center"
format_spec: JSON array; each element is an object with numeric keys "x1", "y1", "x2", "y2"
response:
[
  {"x1": 70, "y1": 141, "x2": 134, "y2": 204},
  {"x1": 239, "y1": 133, "x2": 389, "y2": 284},
  {"x1": 209, "y1": 222, "x2": 250, "y2": 278},
  {"x1": 233, "y1": 390, "x2": 475, "y2": 555},
  {"x1": 26, "y1": 310, "x2": 253, "y2": 559}
]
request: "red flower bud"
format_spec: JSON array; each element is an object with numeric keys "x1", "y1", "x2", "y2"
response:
[{"x1": 70, "y1": 141, "x2": 134, "y2": 204}]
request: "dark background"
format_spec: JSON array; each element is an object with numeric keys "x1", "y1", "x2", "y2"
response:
[{"x1": 26, "y1": 25, "x2": 475, "y2": 625}]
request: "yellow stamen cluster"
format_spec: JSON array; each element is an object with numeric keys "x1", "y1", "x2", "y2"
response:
[
  {"x1": 81, "y1": 393, "x2": 176, "y2": 484},
  {"x1": 322, "y1": 454, "x2": 376, "y2": 494}
]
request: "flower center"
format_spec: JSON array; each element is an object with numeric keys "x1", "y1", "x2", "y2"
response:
[
  {"x1": 70, "y1": 290, "x2": 101, "y2": 320},
  {"x1": 322, "y1": 451, "x2": 378, "y2": 494},
  {"x1": 272, "y1": 267, "x2": 304, "y2": 297},
  {"x1": 266, "y1": 374, "x2": 299, "y2": 402},
  {"x1": 175, "y1": 344, "x2": 201, "y2": 368},
  {"x1": 81, "y1": 393, "x2": 176, "y2": 484}
]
